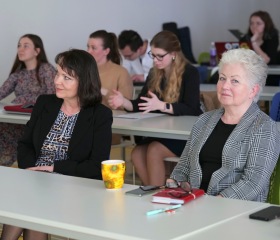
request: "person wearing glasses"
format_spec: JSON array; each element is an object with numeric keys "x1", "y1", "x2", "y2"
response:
[
  {"x1": 0, "y1": 49, "x2": 112, "y2": 240},
  {"x1": 167, "y1": 48, "x2": 280, "y2": 202},
  {"x1": 118, "y1": 30, "x2": 153, "y2": 83},
  {"x1": 109, "y1": 30, "x2": 202, "y2": 186}
]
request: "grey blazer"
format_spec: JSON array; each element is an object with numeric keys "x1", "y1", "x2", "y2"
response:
[{"x1": 171, "y1": 102, "x2": 280, "y2": 202}]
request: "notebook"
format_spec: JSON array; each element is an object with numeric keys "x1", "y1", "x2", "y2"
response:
[
  {"x1": 215, "y1": 41, "x2": 252, "y2": 60},
  {"x1": 151, "y1": 188, "x2": 205, "y2": 205}
]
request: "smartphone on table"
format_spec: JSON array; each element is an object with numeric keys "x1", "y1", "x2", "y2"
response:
[
  {"x1": 125, "y1": 185, "x2": 161, "y2": 197},
  {"x1": 249, "y1": 206, "x2": 280, "y2": 221}
]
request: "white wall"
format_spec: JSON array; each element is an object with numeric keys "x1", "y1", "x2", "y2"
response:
[{"x1": 0, "y1": 0, "x2": 279, "y2": 84}]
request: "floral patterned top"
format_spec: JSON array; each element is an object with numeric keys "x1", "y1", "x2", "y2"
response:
[
  {"x1": 35, "y1": 110, "x2": 79, "y2": 166},
  {"x1": 0, "y1": 63, "x2": 56, "y2": 104}
]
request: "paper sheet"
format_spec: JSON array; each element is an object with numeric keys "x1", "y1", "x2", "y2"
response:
[{"x1": 114, "y1": 112, "x2": 164, "y2": 119}]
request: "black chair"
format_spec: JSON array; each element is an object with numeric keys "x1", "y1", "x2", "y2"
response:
[
  {"x1": 178, "y1": 26, "x2": 197, "y2": 63},
  {"x1": 270, "y1": 92, "x2": 280, "y2": 121},
  {"x1": 162, "y1": 22, "x2": 179, "y2": 37},
  {"x1": 162, "y1": 22, "x2": 196, "y2": 63}
]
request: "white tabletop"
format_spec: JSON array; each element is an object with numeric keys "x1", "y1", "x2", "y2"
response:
[
  {"x1": 0, "y1": 108, "x2": 197, "y2": 140},
  {"x1": 184, "y1": 208, "x2": 280, "y2": 240},
  {"x1": 0, "y1": 167, "x2": 269, "y2": 240},
  {"x1": 134, "y1": 84, "x2": 279, "y2": 102},
  {"x1": 112, "y1": 111, "x2": 197, "y2": 140},
  {"x1": 1, "y1": 108, "x2": 280, "y2": 141},
  {"x1": 193, "y1": 65, "x2": 280, "y2": 76},
  {"x1": 267, "y1": 65, "x2": 280, "y2": 75}
]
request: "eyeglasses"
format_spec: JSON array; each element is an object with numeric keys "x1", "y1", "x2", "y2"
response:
[
  {"x1": 166, "y1": 180, "x2": 192, "y2": 198},
  {"x1": 148, "y1": 51, "x2": 169, "y2": 61}
]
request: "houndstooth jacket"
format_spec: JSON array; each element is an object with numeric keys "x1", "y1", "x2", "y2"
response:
[{"x1": 171, "y1": 102, "x2": 280, "y2": 202}]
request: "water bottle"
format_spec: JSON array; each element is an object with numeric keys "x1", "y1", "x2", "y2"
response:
[{"x1": 209, "y1": 42, "x2": 217, "y2": 67}]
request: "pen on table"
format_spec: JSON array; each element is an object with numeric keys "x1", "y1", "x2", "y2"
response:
[{"x1": 146, "y1": 204, "x2": 182, "y2": 216}]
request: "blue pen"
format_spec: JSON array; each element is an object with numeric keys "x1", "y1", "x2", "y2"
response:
[{"x1": 146, "y1": 204, "x2": 182, "y2": 216}]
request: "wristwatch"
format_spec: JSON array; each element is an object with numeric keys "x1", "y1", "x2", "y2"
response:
[{"x1": 166, "y1": 103, "x2": 170, "y2": 110}]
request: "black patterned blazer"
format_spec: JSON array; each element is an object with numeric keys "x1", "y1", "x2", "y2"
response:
[{"x1": 17, "y1": 94, "x2": 112, "y2": 180}]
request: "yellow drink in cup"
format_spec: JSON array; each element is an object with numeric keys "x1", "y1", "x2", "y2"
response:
[{"x1": 101, "y1": 160, "x2": 125, "y2": 189}]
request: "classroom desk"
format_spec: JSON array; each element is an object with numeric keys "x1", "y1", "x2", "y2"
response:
[
  {"x1": 0, "y1": 108, "x2": 197, "y2": 140},
  {"x1": 0, "y1": 166, "x2": 269, "y2": 240},
  {"x1": 184, "y1": 207, "x2": 280, "y2": 240},
  {"x1": 191, "y1": 64, "x2": 280, "y2": 74},
  {"x1": 200, "y1": 84, "x2": 280, "y2": 101},
  {"x1": 0, "y1": 111, "x2": 29, "y2": 124},
  {"x1": 112, "y1": 111, "x2": 197, "y2": 140},
  {"x1": 194, "y1": 64, "x2": 280, "y2": 77},
  {"x1": 134, "y1": 84, "x2": 279, "y2": 101},
  {"x1": 267, "y1": 65, "x2": 280, "y2": 75},
  {"x1": 1, "y1": 108, "x2": 280, "y2": 141}
]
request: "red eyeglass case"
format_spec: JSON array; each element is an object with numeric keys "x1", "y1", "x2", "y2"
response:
[
  {"x1": 151, "y1": 188, "x2": 205, "y2": 205},
  {"x1": 4, "y1": 104, "x2": 33, "y2": 114}
]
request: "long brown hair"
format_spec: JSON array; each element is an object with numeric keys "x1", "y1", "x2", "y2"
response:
[
  {"x1": 246, "y1": 11, "x2": 278, "y2": 39},
  {"x1": 149, "y1": 30, "x2": 188, "y2": 103},
  {"x1": 10, "y1": 34, "x2": 49, "y2": 85}
]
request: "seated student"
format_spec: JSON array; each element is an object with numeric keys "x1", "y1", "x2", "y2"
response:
[
  {"x1": 211, "y1": 11, "x2": 279, "y2": 86},
  {"x1": 167, "y1": 48, "x2": 280, "y2": 202},
  {"x1": 241, "y1": 10, "x2": 279, "y2": 87},
  {"x1": 240, "y1": 10, "x2": 279, "y2": 65},
  {"x1": 0, "y1": 49, "x2": 112, "y2": 240},
  {"x1": 87, "y1": 30, "x2": 133, "y2": 144},
  {"x1": 118, "y1": 30, "x2": 153, "y2": 83},
  {"x1": 109, "y1": 30, "x2": 202, "y2": 186},
  {"x1": 0, "y1": 33, "x2": 56, "y2": 166},
  {"x1": 87, "y1": 30, "x2": 133, "y2": 106}
]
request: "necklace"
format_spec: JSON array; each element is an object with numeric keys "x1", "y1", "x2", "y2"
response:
[{"x1": 61, "y1": 104, "x2": 80, "y2": 116}]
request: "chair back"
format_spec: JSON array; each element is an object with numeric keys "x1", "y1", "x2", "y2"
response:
[
  {"x1": 162, "y1": 23, "x2": 196, "y2": 63},
  {"x1": 162, "y1": 22, "x2": 179, "y2": 38},
  {"x1": 200, "y1": 91, "x2": 221, "y2": 112},
  {"x1": 178, "y1": 27, "x2": 197, "y2": 63},
  {"x1": 269, "y1": 92, "x2": 280, "y2": 121}
]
